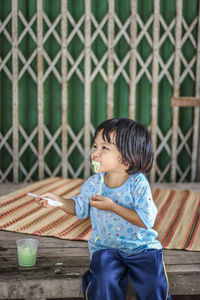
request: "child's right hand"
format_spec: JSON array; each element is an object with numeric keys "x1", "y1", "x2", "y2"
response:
[{"x1": 35, "y1": 193, "x2": 62, "y2": 208}]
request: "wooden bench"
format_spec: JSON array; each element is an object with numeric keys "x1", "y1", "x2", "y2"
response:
[
  {"x1": 0, "y1": 231, "x2": 200, "y2": 300},
  {"x1": 0, "y1": 183, "x2": 200, "y2": 299}
]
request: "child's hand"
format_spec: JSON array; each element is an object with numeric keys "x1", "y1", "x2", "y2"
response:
[
  {"x1": 90, "y1": 194, "x2": 115, "y2": 211},
  {"x1": 35, "y1": 193, "x2": 62, "y2": 208}
]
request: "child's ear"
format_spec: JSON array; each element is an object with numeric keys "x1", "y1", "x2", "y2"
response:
[
  {"x1": 123, "y1": 159, "x2": 130, "y2": 168},
  {"x1": 120, "y1": 155, "x2": 129, "y2": 168},
  {"x1": 125, "y1": 164, "x2": 130, "y2": 171}
]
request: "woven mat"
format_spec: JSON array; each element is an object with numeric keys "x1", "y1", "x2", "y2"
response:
[{"x1": 0, "y1": 177, "x2": 199, "y2": 251}]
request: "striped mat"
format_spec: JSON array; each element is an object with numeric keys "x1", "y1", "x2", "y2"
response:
[{"x1": 0, "y1": 177, "x2": 199, "y2": 251}]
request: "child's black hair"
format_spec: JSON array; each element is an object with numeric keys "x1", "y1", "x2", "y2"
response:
[{"x1": 94, "y1": 118, "x2": 154, "y2": 175}]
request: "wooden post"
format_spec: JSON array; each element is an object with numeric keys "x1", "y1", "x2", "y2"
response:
[
  {"x1": 150, "y1": 0, "x2": 160, "y2": 182},
  {"x1": 12, "y1": 0, "x2": 19, "y2": 183},
  {"x1": 37, "y1": 0, "x2": 44, "y2": 180},
  {"x1": 194, "y1": 0, "x2": 200, "y2": 181},
  {"x1": 171, "y1": 0, "x2": 182, "y2": 182},
  {"x1": 107, "y1": 0, "x2": 114, "y2": 119},
  {"x1": 61, "y1": 0, "x2": 68, "y2": 178},
  {"x1": 171, "y1": 96, "x2": 200, "y2": 182},
  {"x1": 84, "y1": 0, "x2": 91, "y2": 178},
  {"x1": 129, "y1": 0, "x2": 137, "y2": 120}
]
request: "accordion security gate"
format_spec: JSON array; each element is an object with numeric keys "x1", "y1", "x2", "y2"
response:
[{"x1": 0, "y1": 0, "x2": 200, "y2": 183}]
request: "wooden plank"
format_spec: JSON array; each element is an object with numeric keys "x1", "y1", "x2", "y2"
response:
[
  {"x1": 171, "y1": 0, "x2": 183, "y2": 182},
  {"x1": 2, "y1": 248, "x2": 200, "y2": 271},
  {"x1": 163, "y1": 249, "x2": 200, "y2": 264},
  {"x1": 171, "y1": 97, "x2": 200, "y2": 107},
  {"x1": 107, "y1": 0, "x2": 114, "y2": 119},
  {"x1": 37, "y1": 0, "x2": 44, "y2": 180},
  {"x1": 167, "y1": 264, "x2": 200, "y2": 273},
  {"x1": 12, "y1": 0, "x2": 19, "y2": 183},
  {"x1": 150, "y1": 0, "x2": 160, "y2": 182},
  {"x1": 168, "y1": 273, "x2": 200, "y2": 295},
  {"x1": 1, "y1": 247, "x2": 89, "y2": 258},
  {"x1": 196, "y1": 1, "x2": 200, "y2": 181},
  {"x1": 0, "y1": 266, "x2": 86, "y2": 277},
  {"x1": 0, "y1": 234, "x2": 88, "y2": 248},
  {"x1": 151, "y1": 182, "x2": 200, "y2": 191},
  {"x1": 61, "y1": 0, "x2": 68, "y2": 178},
  {"x1": 84, "y1": 0, "x2": 91, "y2": 178},
  {"x1": 129, "y1": 0, "x2": 137, "y2": 120},
  {"x1": 0, "y1": 255, "x2": 89, "y2": 268},
  {"x1": 0, "y1": 277, "x2": 83, "y2": 299}
]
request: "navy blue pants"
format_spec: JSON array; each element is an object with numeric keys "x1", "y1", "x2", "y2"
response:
[{"x1": 82, "y1": 249, "x2": 171, "y2": 300}]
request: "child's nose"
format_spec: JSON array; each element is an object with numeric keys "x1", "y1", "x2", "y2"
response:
[{"x1": 92, "y1": 148, "x2": 100, "y2": 157}]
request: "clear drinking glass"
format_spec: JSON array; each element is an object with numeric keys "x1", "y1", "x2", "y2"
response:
[{"x1": 16, "y1": 238, "x2": 38, "y2": 267}]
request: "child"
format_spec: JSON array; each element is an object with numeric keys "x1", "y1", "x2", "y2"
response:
[{"x1": 36, "y1": 118, "x2": 171, "y2": 300}]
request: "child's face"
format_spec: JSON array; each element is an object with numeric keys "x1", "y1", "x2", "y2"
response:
[{"x1": 91, "y1": 130, "x2": 128, "y2": 174}]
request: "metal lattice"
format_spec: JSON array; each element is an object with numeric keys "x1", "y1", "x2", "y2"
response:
[{"x1": 0, "y1": 0, "x2": 200, "y2": 183}]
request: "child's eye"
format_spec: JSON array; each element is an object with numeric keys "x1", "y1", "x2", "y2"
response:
[
  {"x1": 103, "y1": 146, "x2": 109, "y2": 150},
  {"x1": 93, "y1": 144, "x2": 97, "y2": 149}
]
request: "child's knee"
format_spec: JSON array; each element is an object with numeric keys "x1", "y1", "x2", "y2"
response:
[
  {"x1": 94, "y1": 262, "x2": 115, "y2": 285},
  {"x1": 98, "y1": 271, "x2": 115, "y2": 287},
  {"x1": 90, "y1": 250, "x2": 123, "y2": 286}
]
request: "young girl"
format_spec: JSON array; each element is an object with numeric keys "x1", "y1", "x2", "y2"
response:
[{"x1": 36, "y1": 118, "x2": 171, "y2": 300}]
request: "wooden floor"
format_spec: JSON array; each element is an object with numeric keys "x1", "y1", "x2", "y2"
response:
[{"x1": 0, "y1": 182, "x2": 200, "y2": 300}]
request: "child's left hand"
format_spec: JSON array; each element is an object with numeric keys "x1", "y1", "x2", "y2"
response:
[{"x1": 90, "y1": 194, "x2": 115, "y2": 211}]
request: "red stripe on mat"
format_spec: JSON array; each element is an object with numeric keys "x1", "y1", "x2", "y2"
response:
[
  {"x1": 185, "y1": 197, "x2": 200, "y2": 250},
  {"x1": 162, "y1": 191, "x2": 189, "y2": 247},
  {"x1": 55, "y1": 218, "x2": 89, "y2": 238},
  {"x1": 32, "y1": 214, "x2": 71, "y2": 235},
  {"x1": 154, "y1": 190, "x2": 175, "y2": 230},
  {"x1": 0, "y1": 200, "x2": 35, "y2": 220},
  {"x1": 152, "y1": 189, "x2": 160, "y2": 203},
  {"x1": 0, "y1": 180, "x2": 79, "y2": 221},
  {"x1": 182, "y1": 195, "x2": 200, "y2": 249},
  {"x1": 73, "y1": 226, "x2": 92, "y2": 240},
  {"x1": 0, "y1": 178, "x2": 61, "y2": 207},
  {"x1": 0, "y1": 206, "x2": 42, "y2": 229},
  {"x1": 17, "y1": 209, "x2": 58, "y2": 231}
]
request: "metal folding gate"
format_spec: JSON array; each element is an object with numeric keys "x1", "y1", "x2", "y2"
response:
[{"x1": 0, "y1": 0, "x2": 200, "y2": 183}]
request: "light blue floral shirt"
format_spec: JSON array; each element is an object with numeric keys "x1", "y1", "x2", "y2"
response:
[{"x1": 72, "y1": 172, "x2": 162, "y2": 259}]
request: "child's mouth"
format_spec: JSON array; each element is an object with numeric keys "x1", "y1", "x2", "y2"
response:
[{"x1": 92, "y1": 160, "x2": 100, "y2": 173}]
